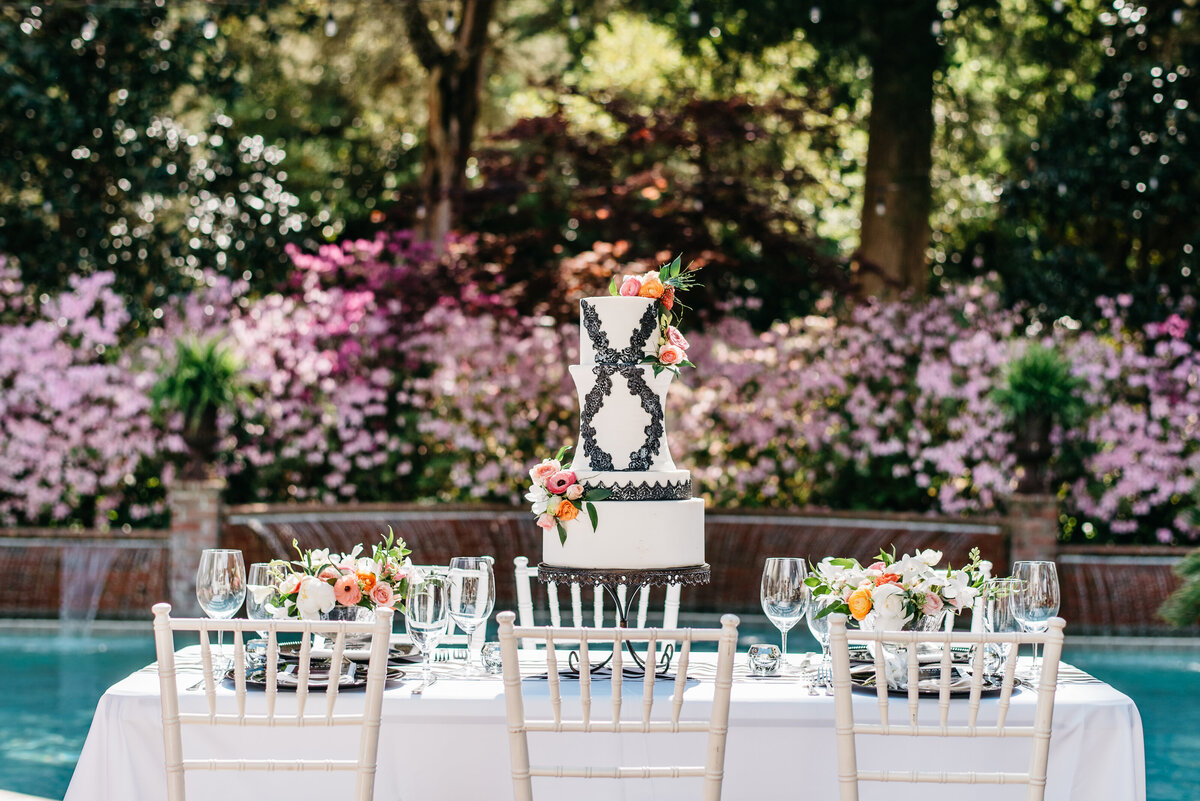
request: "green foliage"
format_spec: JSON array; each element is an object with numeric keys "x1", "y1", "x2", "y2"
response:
[
  {"x1": 1159, "y1": 544, "x2": 1200, "y2": 627},
  {"x1": 0, "y1": 4, "x2": 305, "y2": 323},
  {"x1": 149, "y1": 336, "x2": 248, "y2": 434},
  {"x1": 991, "y1": 343, "x2": 1087, "y2": 427}
]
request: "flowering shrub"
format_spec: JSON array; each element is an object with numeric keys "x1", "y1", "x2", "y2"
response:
[{"x1": 2, "y1": 240, "x2": 1197, "y2": 545}]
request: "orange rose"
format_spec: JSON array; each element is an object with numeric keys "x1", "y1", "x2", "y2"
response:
[
  {"x1": 847, "y1": 587, "x2": 873, "y2": 621},
  {"x1": 875, "y1": 573, "x2": 902, "y2": 587},
  {"x1": 356, "y1": 571, "x2": 377, "y2": 592},
  {"x1": 638, "y1": 275, "x2": 665, "y2": 299},
  {"x1": 555, "y1": 500, "x2": 580, "y2": 522}
]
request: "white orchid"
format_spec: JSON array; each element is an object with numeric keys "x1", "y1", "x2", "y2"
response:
[
  {"x1": 525, "y1": 483, "x2": 550, "y2": 515},
  {"x1": 915, "y1": 549, "x2": 944, "y2": 566}
]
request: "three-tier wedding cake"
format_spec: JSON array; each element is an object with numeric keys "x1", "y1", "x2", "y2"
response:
[{"x1": 533, "y1": 287, "x2": 706, "y2": 570}]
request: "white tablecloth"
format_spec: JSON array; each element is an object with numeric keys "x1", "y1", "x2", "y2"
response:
[{"x1": 64, "y1": 648, "x2": 1144, "y2": 801}]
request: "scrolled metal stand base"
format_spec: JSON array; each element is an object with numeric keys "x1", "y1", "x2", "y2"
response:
[{"x1": 537, "y1": 563, "x2": 711, "y2": 676}]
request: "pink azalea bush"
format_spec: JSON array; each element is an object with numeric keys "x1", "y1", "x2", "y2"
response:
[{"x1": 1, "y1": 240, "x2": 1196, "y2": 545}]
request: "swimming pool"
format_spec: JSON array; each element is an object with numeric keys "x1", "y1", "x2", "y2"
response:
[{"x1": 0, "y1": 625, "x2": 1195, "y2": 801}]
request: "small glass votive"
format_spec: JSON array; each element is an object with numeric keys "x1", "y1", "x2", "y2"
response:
[
  {"x1": 747, "y1": 643, "x2": 782, "y2": 676},
  {"x1": 481, "y1": 642, "x2": 503, "y2": 674},
  {"x1": 245, "y1": 638, "x2": 269, "y2": 669}
]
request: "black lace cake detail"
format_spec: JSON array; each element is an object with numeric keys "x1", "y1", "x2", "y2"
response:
[
  {"x1": 579, "y1": 366, "x2": 616, "y2": 471},
  {"x1": 579, "y1": 479, "x2": 692, "y2": 501},
  {"x1": 623, "y1": 366, "x2": 664, "y2": 470},
  {"x1": 578, "y1": 365, "x2": 665, "y2": 472},
  {"x1": 582, "y1": 300, "x2": 659, "y2": 364}
]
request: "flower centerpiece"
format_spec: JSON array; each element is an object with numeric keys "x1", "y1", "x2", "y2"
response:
[
  {"x1": 608, "y1": 254, "x2": 701, "y2": 375},
  {"x1": 526, "y1": 445, "x2": 612, "y2": 544},
  {"x1": 807, "y1": 547, "x2": 992, "y2": 629},
  {"x1": 254, "y1": 528, "x2": 414, "y2": 620}
]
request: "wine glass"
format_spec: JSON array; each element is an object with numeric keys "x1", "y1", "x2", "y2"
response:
[
  {"x1": 760, "y1": 558, "x2": 809, "y2": 672},
  {"x1": 245, "y1": 563, "x2": 278, "y2": 663},
  {"x1": 805, "y1": 592, "x2": 838, "y2": 686},
  {"x1": 981, "y1": 577, "x2": 1022, "y2": 678},
  {"x1": 447, "y1": 557, "x2": 495, "y2": 675},
  {"x1": 195, "y1": 549, "x2": 247, "y2": 676},
  {"x1": 406, "y1": 575, "x2": 449, "y2": 691},
  {"x1": 1011, "y1": 560, "x2": 1061, "y2": 679}
]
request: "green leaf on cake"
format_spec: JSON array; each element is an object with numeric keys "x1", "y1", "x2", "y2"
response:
[
  {"x1": 557, "y1": 522, "x2": 567, "y2": 545},
  {"x1": 608, "y1": 275, "x2": 618, "y2": 296},
  {"x1": 585, "y1": 501, "x2": 598, "y2": 531},
  {"x1": 583, "y1": 487, "x2": 612, "y2": 502},
  {"x1": 667, "y1": 254, "x2": 682, "y2": 278},
  {"x1": 679, "y1": 360, "x2": 695, "y2": 369},
  {"x1": 553, "y1": 444, "x2": 573, "y2": 462}
]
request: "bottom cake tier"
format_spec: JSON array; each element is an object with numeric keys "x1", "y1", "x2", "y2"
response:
[{"x1": 541, "y1": 497, "x2": 705, "y2": 570}]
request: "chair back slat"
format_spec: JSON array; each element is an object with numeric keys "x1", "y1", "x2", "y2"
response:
[
  {"x1": 570, "y1": 584, "x2": 584, "y2": 628},
  {"x1": 828, "y1": 614, "x2": 1067, "y2": 801},
  {"x1": 496, "y1": 611, "x2": 739, "y2": 799},
  {"x1": 151, "y1": 603, "x2": 392, "y2": 801}
]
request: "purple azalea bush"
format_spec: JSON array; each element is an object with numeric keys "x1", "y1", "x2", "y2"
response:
[{"x1": 0, "y1": 244, "x2": 1196, "y2": 545}]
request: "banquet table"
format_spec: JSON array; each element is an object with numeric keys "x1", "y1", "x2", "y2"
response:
[{"x1": 64, "y1": 646, "x2": 1145, "y2": 801}]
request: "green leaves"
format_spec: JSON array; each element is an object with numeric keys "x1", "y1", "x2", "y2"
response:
[
  {"x1": 553, "y1": 444, "x2": 573, "y2": 462},
  {"x1": 557, "y1": 521, "x2": 568, "y2": 545},
  {"x1": 582, "y1": 487, "x2": 612, "y2": 502},
  {"x1": 585, "y1": 501, "x2": 598, "y2": 531},
  {"x1": 608, "y1": 275, "x2": 619, "y2": 295},
  {"x1": 657, "y1": 254, "x2": 682, "y2": 282}
]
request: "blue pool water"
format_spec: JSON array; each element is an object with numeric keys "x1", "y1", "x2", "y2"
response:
[{"x1": 0, "y1": 627, "x2": 1196, "y2": 801}]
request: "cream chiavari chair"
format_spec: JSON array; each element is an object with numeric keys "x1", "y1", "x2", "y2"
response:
[
  {"x1": 496, "y1": 610, "x2": 739, "y2": 801},
  {"x1": 151, "y1": 602, "x2": 393, "y2": 801},
  {"x1": 512, "y1": 556, "x2": 682, "y2": 651},
  {"x1": 829, "y1": 612, "x2": 1067, "y2": 801}
]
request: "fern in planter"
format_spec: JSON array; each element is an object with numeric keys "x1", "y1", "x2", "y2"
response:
[
  {"x1": 991, "y1": 343, "x2": 1087, "y2": 492},
  {"x1": 150, "y1": 336, "x2": 249, "y2": 479}
]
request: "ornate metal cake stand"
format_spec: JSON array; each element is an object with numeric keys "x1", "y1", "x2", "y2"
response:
[{"x1": 536, "y1": 563, "x2": 711, "y2": 675}]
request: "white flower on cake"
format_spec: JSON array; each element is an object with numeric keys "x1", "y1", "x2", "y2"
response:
[{"x1": 525, "y1": 483, "x2": 551, "y2": 515}]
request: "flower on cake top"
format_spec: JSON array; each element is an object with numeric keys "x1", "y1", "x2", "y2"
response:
[
  {"x1": 609, "y1": 254, "x2": 701, "y2": 376},
  {"x1": 527, "y1": 445, "x2": 612, "y2": 545}
]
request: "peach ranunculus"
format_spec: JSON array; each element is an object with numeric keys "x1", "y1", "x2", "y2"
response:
[
  {"x1": 922, "y1": 591, "x2": 944, "y2": 615},
  {"x1": 334, "y1": 574, "x2": 363, "y2": 606},
  {"x1": 371, "y1": 581, "x2": 394, "y2": 607},
  {"x1": 875, "y1": 572, "x2": 902, "y2": 587},
  {"x1": 619, "y1": 275, "x2": 643, "y2": 296},
  {"x1": 546, "y1": 470, "x2": 577, "y2": 495},
  {"x1": 536, "y1": 513, "x2": 556, "y2": 530},
  {"x1": 529, "y1": 459, "x2": 561, "y2": 486},
  {"x1": 665, "y1": 325, "x2": 689, "y2": 350},
  {"x1": 555, "y1": 500, "x2": 580, "y2": 521},
  {"x1": 356, "y1": 571, "x2": 377, "y2": 592},
  {"x1": 658, "y1": 344, "x2": 685, "y2": 365},
  {"x1": 847, "y1": 587, "x2": 873, "y2": 621},
  {"x1": 565, "y1": 483, "x2": 584, "y2": 500},
  {"x1": 638, "y1": 275, "x2": 665, "y2": 299}
]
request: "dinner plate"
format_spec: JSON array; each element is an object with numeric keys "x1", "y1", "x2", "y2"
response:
[
  {"x1": 275, "y1": 641, "x2": 421, "y2": 664},
  {"x1": 848, "y1": 667, "x2": 1007, "y2": 698},
  {"x1": 230, "y1": 663, "x2": 407, "y2": 691}
]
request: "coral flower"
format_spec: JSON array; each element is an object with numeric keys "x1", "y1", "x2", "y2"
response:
[
  {"x1": 356, "y1": 571, "x2": 377, "y2": 592},
  {"x1": 370, "y1": 581, "x2": 394, "y2": 607},
  {"x1": 665, "y1": 325, "x2": 689, "y2": 350},
  {"x1": 334, "y1": 574, "x2": 362, "y2": 606},
  {"x1": 875, "y1": 573, "x2": 902, "y2": 587},
  {"x1": 555, "y1": 500, "x2": 580, "y2": 522},
  {"x1": 318, "y1": 566, "x2": 342, "y2": 581},
  {"x1": 658, "y1": 344, "x2": 685, "y2": 365},
  {"x1": 638, "y1": 275, "x2": 665, "y2": 299},
  {"x1": 619, "y1": 275, "x2": 643, "y2": 296},
  {"x1": 546, "y1": 470, "x2": 577, "y2": 495},
  {"x1": 847, "y1": 587, "x2": 873, "y2": 621}
]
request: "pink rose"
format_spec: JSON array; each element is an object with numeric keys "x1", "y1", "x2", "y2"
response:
[
  {"x1": 867, "y1": 561, "x2": 886, "y2": 573},
  {"x1": 334, "y1": 574, "x2": 362, "y2": 606},
  {"x1": 665, "y1": 325, "x2": 689, "y2": 350},
  {"x1": 565, "y1": 483, "x2": 584, "y2": 500},
  {"x1": 619, "y1": 276, "x2": 642, "y2": 296},
  {"x1": 371, "y1": 581, "x2": 394, "y2": 607},
  {"x1": 546, "y1": 470, "x2": 577, "y2": 495},
  {"x1": 922, "y1": 592, "x2": 944, "y2": 615},
  {"x1": 536, "y1": 513, "x2": 556, "y2": 530},
  {"x1": 658, "y1": 344, "x2": 685, "y2": 365},
  {"x1": 529, "y1": 459, "x2": 561, "y2": 486}
]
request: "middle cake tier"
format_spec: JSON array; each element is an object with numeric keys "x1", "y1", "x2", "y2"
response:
[{"x1": 568, "y1": 363, "x2": 679, "y2": 474}]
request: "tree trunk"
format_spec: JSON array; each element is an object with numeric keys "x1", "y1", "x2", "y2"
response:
[
  {"x1": 855, "y1": 1, "x2": 939, "y2": 299},
  {"x1": 403, "y1": 0, "x2": 495, "y2": 246}
]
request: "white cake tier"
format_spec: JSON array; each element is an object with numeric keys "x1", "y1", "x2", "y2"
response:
[
  {"x1": 579, "y1": 296, "x2": 660, "y2": 365},
  {"x1": 542, "y1": 497, "x2": 705, "y2": 570},
  {"x1": 569, "y1": 364, "x2": 677, "y2": 474},
  {"x1": 577, "y1": 469, "x2": 691, "y2": 501}
]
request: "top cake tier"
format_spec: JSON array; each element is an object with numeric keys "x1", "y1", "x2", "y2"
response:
[{"x1": 578, "y1": 297, "x2": 659, "y2": 366}]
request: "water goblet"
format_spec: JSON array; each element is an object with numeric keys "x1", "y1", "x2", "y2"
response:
[
  {"x1": 245, "y1": 562, "x2": 280, "y2": 666},
  {"x1": 805, "y1": 592, "x2": 838, "y2": 687},
  {"x1": 406, "y1": 575, "x2": 449, "y2": 692},
  {"x1": 981, "y1": 577, "x2": 1022, "y2": 679},
  {"x1": 1011, "y1": 560, "x2": 1061, "y2": 680},
  {"x1": 195, "y1": 549, "x2": 247, "y2": 677},
  {"x1": 760, "y1": 557, "x2": 809, "y2": 672},
  {"x1": 447, "y1": 556, "x2": 496, "y2": 675}
]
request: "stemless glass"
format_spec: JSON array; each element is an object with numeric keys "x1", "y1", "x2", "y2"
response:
[
  {"x1": 760, "y1": 558, "x2": 809, "y2": 671},
  {"x1": 1011, "y1": 560, "x2": 1061, "y2": 678},
  {"x1": 195, "y1": 549, "x2": 247, "y2": 674},
  {"x1": 447, "y1": 557, "x2": 495, "y2": 675},
  {"x1": 406, "y1": 575, "x2": 449, "y2": 691}
]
